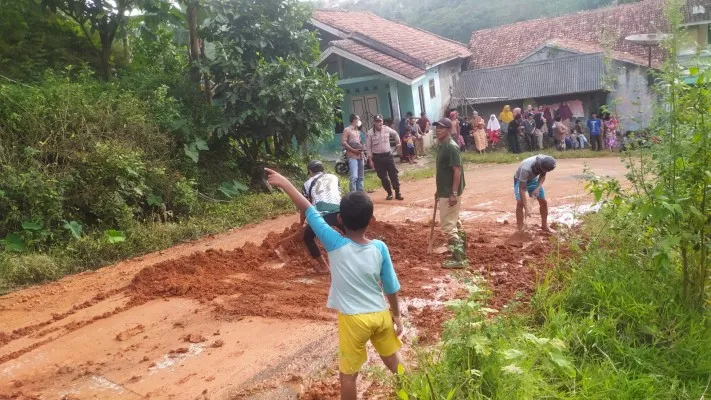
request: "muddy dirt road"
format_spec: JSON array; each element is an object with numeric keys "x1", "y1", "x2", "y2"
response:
[{"x1": 0, "y1": 158, "x2": 626, "y2": 400}]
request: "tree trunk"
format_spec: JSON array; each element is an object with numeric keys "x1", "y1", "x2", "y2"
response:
[
  {"x1": 200, "y1": 39, "x2": 212, "y2": 103},
  {"x1": 99, "y1": 32, "x2": 113, "y2": 81},
  {"x1": 187, "y1": 1, "x2": 201, "y2": 83}
]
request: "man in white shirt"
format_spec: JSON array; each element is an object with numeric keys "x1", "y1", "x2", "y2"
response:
[{"x1": 302, "y1": 160, "x2": 344, "y2": 273}]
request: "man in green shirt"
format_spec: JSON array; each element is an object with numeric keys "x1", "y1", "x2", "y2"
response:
[{"x1": 433, "y1": 118, "x2": 467, "y2": 267}]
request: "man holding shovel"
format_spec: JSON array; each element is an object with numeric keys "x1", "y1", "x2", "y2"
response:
[
  {"x1": 301, "y1": 160, "x2": 344, "y2": 273},
  {"x1": 514, "y1": 154, "x2": 557, "y2": 234},
  {"x1": 433, "y1": 118, "x2": 467, "y2": 267}
]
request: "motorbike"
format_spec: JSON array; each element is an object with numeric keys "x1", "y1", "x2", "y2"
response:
[{"x1": 335, "y1": 149, "x2": 373, "y2": 176}]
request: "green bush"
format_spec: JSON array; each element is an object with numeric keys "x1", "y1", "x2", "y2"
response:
[
  {"x1": 0, "y1": 253, "x2": 60, "y2": 288},
  {"x1": 0, "y1": 166, "x2": 65, "y2": 237},
  {"x1": 0, "y1": 75, "x2": 195, "y2": 249},
  {"x1": 398, "y1": 213, "x2": 711, "y2": 400}
]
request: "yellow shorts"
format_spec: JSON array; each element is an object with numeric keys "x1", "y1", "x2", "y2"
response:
[{"x1": 338, "y1": 310, "x2": 402, "y2": 375}]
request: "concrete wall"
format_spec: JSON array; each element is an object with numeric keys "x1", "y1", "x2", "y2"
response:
[
  {"x1": 608, "y1": 61, "x2": 656, "y2": 132},
  {"x1": 437, "y1": 60, "x2": 462, "y2": 118}
]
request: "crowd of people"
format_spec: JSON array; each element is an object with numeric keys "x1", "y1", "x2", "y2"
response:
[{"x1": 442, "y1": 105, "x2": 622, "y2": 154}]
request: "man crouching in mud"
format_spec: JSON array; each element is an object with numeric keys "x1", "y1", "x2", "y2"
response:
[{"x1": 514, "y1": 154, "x2": 557, "y2": 233}]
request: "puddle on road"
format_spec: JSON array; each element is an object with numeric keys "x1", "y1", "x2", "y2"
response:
[{"x1": 548, "y1": 203, "x2": 601, "y2": 227}]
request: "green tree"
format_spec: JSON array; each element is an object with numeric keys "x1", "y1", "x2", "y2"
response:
[
  {"x1": 43, "y1": 0, "x2": 137, "y2": 80},
  {"x1": 203, "y1": 0, "x2": 341, "y2": 188},
  {"x1": 0, "y1": 0, "x2": 96, "y2": 80}
]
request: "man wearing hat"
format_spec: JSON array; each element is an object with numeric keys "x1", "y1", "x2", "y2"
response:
[
  {"x1": 302, "y1": 160, "x2": 344, "y2": 273},
  {"x1": 366, "y1": 114, "x2": 404, "y2": 201},
  {"x1": 514, "y1": 154, "x2": 557, "y2": 233},
  {"x1": 434, "y1": 118, "x2": 467, "y2": 267}
]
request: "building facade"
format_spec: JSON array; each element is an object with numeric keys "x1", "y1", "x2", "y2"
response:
[{"x1": 310, "y1": 9, "x2": 470, "y2": 152}]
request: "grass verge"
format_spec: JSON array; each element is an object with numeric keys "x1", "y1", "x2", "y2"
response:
[
  {"x1": 0, "y1": 193, "x2": 295, "y2": 293},
  {"x1": 397, "y1": 212, "x2": 711, "y2": 399},
  {"x1": 462, "y1": 149, "x2": 619, "y2": 165}
]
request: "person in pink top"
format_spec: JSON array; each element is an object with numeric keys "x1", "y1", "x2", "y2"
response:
[{"x1": 603, "y1": 113, "x2": 619, "y2": 151}]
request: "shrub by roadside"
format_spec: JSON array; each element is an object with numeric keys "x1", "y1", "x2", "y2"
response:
[
  {"x1": 396, "y1": 212, "x2": 711, "y2": 399},
  {"x1": 0, "y1": 193, "x2": 294, "y2": 293}
]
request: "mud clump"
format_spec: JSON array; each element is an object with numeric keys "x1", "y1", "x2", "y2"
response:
[
  {"x1": 115, "y1": 324, "x2": 145, "y2": 341},
  {"x1": 411, "y1": 306, "x2": 451, "y2": 344},
  {"x1": 182, "y1": 333, "x2": 206, "y2": 343},
  {"x1": 299, "y1": 380, "x2": 340, "y2": 400}
]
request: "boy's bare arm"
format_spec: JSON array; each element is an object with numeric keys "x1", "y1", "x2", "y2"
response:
[
  {"x1": 386, "y1": 293, "x2": 403, "y2": 336},
  {"x1": 265, "y1": 169, "x2": 312, "y2": 213}
]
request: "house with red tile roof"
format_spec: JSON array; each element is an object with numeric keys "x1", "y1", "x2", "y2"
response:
[
  {"x1": 310, "y1": 9, "x2": 470, "y2": 137},
  {"x1": 452, "y1": 0, "x2": 711, "y2": 143}
]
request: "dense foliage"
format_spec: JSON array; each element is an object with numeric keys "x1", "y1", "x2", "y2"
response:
[{"x1": 0, "y1": 0, "x2": 341, "y2": 289}]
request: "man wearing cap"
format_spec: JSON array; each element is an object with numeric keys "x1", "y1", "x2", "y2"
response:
[
  {"x1": 366, "y1": 114, "x2": 404, "y2": 201},
  {"x1": 302, "y1": 160, "x2": 344, "y2": 273},
  {"x1": 514, "y1": 154, "x2": 557, "y2": 233},
  {"x1": 434, "y1": 118, "x2": 467, "y2": 267}
]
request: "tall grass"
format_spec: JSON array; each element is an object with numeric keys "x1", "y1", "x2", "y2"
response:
[{"x1": 397, "y1": 212, "x2": 711, "y2": 399}]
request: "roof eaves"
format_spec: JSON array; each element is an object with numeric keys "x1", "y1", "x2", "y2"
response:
[
  {"x1": 309, "y1": 17, "x2": 348, "y2": 39},
  {"x1": 426, "y1": 54, "x2": 468, "y2": 70},
  {"x1": 316, "y1": 45, "x2": 420, "y2": 85}
]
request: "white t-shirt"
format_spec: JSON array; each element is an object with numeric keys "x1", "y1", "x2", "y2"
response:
[{"x1": 302, "y1": 173, "x2": 341, "y2": 215}]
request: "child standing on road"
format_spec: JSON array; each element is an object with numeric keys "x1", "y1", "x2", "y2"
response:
[
  {"x1": 264, "y1": 168, "x2": 405, "y2": 400},
  {"x1": 402, "y1": 129, "x2": 417, "y2": 164}
]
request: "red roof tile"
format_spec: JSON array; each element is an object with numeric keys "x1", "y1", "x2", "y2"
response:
[
  {"x1": 329, "y1": 39, "x2": 426, "y2": 79},
  {"x1": 313, "y1": 9, "x2": 471, "y2": 68},
  {"x1": 469, "y1": 0, "x2": 672, "y2": 69}
]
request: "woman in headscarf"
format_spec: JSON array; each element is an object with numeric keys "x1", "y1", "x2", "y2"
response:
[
  {"x1": 472, "y1": 111, "x2": 487, "y2": 153},
  {"x1": 487, "y1": 114, "x2": 501, "y2": 149},
  {"x1": 499, "y1": 105, "x2": 514, "y2": 137}
]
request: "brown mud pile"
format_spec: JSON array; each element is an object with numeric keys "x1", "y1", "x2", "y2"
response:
[
  {"x1": 0, "y1": 218, "x2": 552, "y2": 373},
  {"x1": 126, "y1": 221, "x2": 453, "y2": 322}
]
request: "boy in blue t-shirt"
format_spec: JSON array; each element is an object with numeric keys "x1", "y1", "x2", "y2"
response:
[
  {"x1": 265, "y1": 168, "x2": 404, "y2": 400},
  {"x1": 587, "y1": 112, "x2": 603, "y2": 151}
]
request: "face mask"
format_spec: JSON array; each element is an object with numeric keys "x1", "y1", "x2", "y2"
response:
[{"x1": 356, "y1": 120, "x2": 362, "y2": 128}]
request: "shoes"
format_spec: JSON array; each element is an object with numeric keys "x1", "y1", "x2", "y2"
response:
[
  {"x1": 443, "y1": 233, "x2": 468, "y2": 269},
  {"x1": 395, "y1": 193, "x2": 404, "y2": 201},
  {"x1": 386, "y1": 194, "x2": 393, "y2": 201}
]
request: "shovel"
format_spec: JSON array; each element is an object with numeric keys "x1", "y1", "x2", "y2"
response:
[
  {"x1": 427, "y1": 198, "x2": 439, "y2": 254},
  {"x1": 273, "y1": 229, "x2": 303, "y2": 262}
]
